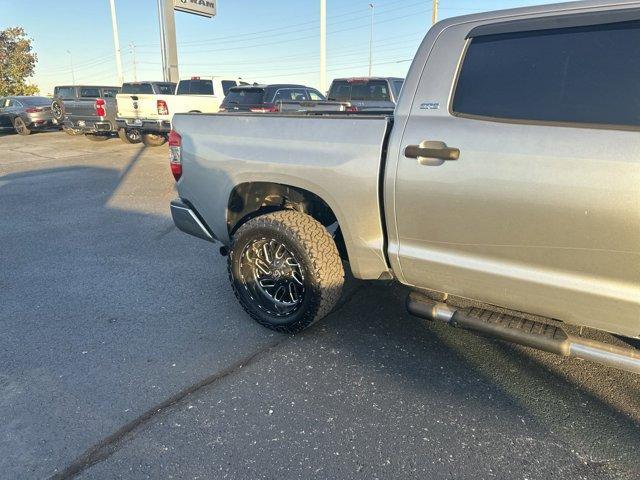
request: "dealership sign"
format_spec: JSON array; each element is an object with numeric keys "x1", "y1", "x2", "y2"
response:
[{"x1": 174, "y1": 0, "x2": 216, "y2": 18}]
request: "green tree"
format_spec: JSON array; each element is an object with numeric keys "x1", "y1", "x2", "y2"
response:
[{"x1": 0, "y1": 27, "x2": 38, "y2": 96}]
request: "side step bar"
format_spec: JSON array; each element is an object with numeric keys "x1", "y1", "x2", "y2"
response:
[{"x1": 407, "y1": 293, "x2": 640, "y2": 374}]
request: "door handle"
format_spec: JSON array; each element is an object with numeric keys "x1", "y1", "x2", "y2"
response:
[{"x1": 404, "y1": 140, "x2": 460, "y2": 166}]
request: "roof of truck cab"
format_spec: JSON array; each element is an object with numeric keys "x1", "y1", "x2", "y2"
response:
[
  {"x1": 432, "y1": 0, "x2": 640, "y2": 31},
  {"x1": 123, "y1": 81, "x2": 174, "y2": 84},
  {"x1": 230, "y1": 84, "x2": 316, "y2": 89},
  {"x1": 333, "y1": 77, "x2": 404, "y2": 82}
]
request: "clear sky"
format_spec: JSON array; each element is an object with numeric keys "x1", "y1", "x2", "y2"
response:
[{"x1": 1, "y1": 0, "x2": 559, "y2": 95}]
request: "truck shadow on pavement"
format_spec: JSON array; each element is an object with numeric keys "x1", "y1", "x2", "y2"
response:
[{"x1": 0, "y1": 147, "x2": 638, "y2": 479}]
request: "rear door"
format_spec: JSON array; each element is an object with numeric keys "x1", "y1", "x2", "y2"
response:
[{"x1": 390, "y1": 14, "x2": 640, "y2": 337}]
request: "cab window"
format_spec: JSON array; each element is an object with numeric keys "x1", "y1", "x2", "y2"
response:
[{"x1": 452, "y1": 20, "x2": 640, "y2": 128}]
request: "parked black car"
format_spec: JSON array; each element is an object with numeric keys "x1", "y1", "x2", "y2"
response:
[
  {"x1": 0, "y1": 96, "x2": 56, "y2": 135},
  {"x1": 52, "y1": 85, "x2": 120, "y2": 140},
  {"x1": 219, "y1": 84, "x2": 325, "y2": 113}
]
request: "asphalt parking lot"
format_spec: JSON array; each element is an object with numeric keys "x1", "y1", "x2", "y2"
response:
[{"x1": 1, "y1": 130, "x2": 639, "y2": 480}]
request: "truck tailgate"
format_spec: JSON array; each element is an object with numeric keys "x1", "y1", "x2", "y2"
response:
[
  {"x1": 173, "y1": 113, "x2": 391, "y2": 279},
  {"x1": 116, "y1": 93, "x2": 161, "y2": 119}
]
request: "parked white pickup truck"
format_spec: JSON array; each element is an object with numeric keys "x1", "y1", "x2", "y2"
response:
[
  {"x1": 169, "y1": 0, "x2": 640, "y2": 374},
  {"x1": 116, "y1": 77, "x2": 246, "y2": 146}
]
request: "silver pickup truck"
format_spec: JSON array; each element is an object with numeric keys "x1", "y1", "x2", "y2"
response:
[{"x1": 170, "y1": 0, "x2": 640, "y2": 373}]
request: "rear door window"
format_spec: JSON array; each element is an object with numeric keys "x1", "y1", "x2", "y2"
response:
[
  {"x1": 452, "y1": 20, "x2": 640, "y2": 128},
  {"x1": 308, "y1": 89, "x2": 325, "y2": 101},
  {"x1": 80, "y1": 87, "x2": 100, "y2": 98},
  {"x1": 177, "y1": 79, "x2": 214, "y2": 95},
  {"x1": 272, "y1": 88, "x2": 309, "y2": 102}
]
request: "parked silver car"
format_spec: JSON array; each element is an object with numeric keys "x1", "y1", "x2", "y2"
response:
[{"x1": 0, "y1": 96, "x2": 56, "y2": 135}]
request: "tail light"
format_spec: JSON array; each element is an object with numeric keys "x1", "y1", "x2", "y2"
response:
[
  {"x1": 95, "y1": 99, "x2": 106, "y2": 117},
  {"x1": 168, "y1": 130, "x2": 182, "y2": 181},
  {"x1": 25, "y1": 107, "x2": 43, "y2": 113},
  {"x1": 218, "y1": 106, "x2": 227, "y2": 112},
  {"x1": 157, "y1": 99, "x2": 169, "y2": 115},
  {"x1": 345, "y1": 105, "x2": 358, "y2": 112},
  {"x1": 249, "y1": 104, "x2": 278, "y2": 113}
]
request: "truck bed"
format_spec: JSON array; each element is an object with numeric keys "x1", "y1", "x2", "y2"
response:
[{"x1": 172, "y1": 112, "x2": 392, "y2": 279}]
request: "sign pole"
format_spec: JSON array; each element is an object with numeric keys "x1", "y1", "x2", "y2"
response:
[
  {"x1": 109, "y1": 0, "x2": 124, "y2": 85},
  {"x1": 162, "y1": 0, "x2": 180, "y2": 83},
  {"x1": 157, "y1": 0, "x2": 167, "y2": 81}
]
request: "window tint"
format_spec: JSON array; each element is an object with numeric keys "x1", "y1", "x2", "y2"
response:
[
  {"x1": 22, "y1": 97, "x2": 51, "y2": 106},
  {"x1": 56, "y1": 87, "x2": 75, "y2": 99},
  {"x1": 156, "y1": 83, "x2": 176, "y2": 95},
  {"x1": 308, "y1": 89, "x2": 325, "y2": 101},
  {"x1": 272, "y1": 88, "x2": 309, "y2": 102},
  {"x1": 101, "y1": 88, "x2": 119, "y2": 98},
  {"x1": 222, "y1": 89, "x2": 265, "y2": 105},
  {"x1": 177, "y1": 79, "x2": 214, "y2": 95},
  {"x1": 121, "y1": 83, "x2": 154, "y2": 94},
  {"x1": 80, "y1": 87, "x2": 100, "y2": 98},
  {"x1": 452, "y1": 21, "x2": 640, "y2": 127},
  {"x1": 391, "y1": 80, "x2": 404, "y2": 98},
  {"x1": 351, "y1": 81, "x2": 390, "y2": 101},
  {"x1": 221, "y1": 80, "x2": 238, "y2": 95},
  {"x1": 328, "y1": 81, "x2": 350, "y2": 101}
]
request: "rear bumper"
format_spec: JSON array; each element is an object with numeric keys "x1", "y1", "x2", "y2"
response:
[
  {"x1": 63, "y1": 117, "x2": 115, "y2": 133},
  {"x1": 170, "y1": 199, "x2": 216, "y2": 243},
  {"x1": 116, "y1": 118, "x2": 171, "y2": 133}
]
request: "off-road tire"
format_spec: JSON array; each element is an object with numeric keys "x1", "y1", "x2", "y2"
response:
[
  {"x1": 228, "y1": 210, "x2": 345, "y2": 333},
  {"x1": 14, "y1": 117, "x2": 31, "y2": 136},
  {"x1": 118, "y1": 128, "x2": 142, "y2": 144},
  {"x1": 85, "y1": 134, "x2": 109, "y2": 142},
  {"x1": 141, "y1": 133, "x2": 166, "y2": 147}
]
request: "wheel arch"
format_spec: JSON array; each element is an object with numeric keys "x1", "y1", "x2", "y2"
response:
[{"x1": 227, "y1": 181, "x2": 348, "y2": 261}]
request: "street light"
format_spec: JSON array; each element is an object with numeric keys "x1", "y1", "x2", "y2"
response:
[
  {"x1": 368, "y1": 3, "x2": 374, "y2": 77},
  {"x1": 66, "y1": 50, "x2": 76, "y2": 85}
]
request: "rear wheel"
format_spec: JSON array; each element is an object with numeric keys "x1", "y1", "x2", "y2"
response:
[
  {"x1": 14, "y1": 117, "x2": 31, "y2": 136},
  {"x1": 118, "y1": 128, "x2": 142, "y2": 144},
  {"x1": 228, "y1": 210, "x2": 344, "y2": 333},
  {"x1": 141, "y1": 133, "x2": 166, "y2": 147},
  {"x1": 85, "y1": 133, "x2": 109, "y2": 142}
]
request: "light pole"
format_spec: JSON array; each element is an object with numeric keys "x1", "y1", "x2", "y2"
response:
[
  {"x1": 432, "y1": 0, "x2": 438, "y2": 24},
  {"x1": 109, "y1": 0, "x2": 124, "y2": 85},
  {"x1": 66, "y1": 50, "x2": 75, "y2": 85},
  {"x1": 368, "y1": 3, "x2": 374, "y2": 77},
  {"x1": 320, "y1": 0, "x2": 327, "y2": 92}
]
